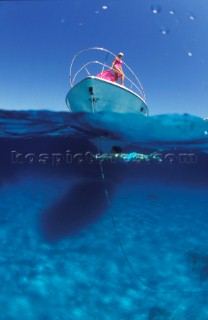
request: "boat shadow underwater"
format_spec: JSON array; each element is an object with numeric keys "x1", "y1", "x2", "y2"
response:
[
  {"x1": 0, "y1": 122, "x2": 208, "y2": 243},
  {"x1": 0, "y1": 135, "x2": 124, "y2": 241},
  {"x1": 40, "y1": 178, "x2": 114, "y2": 241}
]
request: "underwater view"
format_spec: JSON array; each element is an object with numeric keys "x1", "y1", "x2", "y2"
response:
[
  {"x1": 0, "y1": 110, "x2": 208, "y2": 320},
  {"x1": 1, "y1": 0, "x2": 208, "y2": 319}
]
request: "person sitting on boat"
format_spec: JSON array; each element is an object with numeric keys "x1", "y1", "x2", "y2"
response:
[
  {"x1": 97, "y1": 52, "x2": 125, "y2": 85},
  {"x1": 112, "y1": 52, "x2": 125, "y2": 86}
]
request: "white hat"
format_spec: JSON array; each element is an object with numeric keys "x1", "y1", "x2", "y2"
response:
[{"x1": 118, "y1": 52, "x2": 124, "y2": 56}]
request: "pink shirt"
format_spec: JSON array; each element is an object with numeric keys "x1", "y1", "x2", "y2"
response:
[{"x1": 114, "y1": 58, "x2": 122, "y2": 69}]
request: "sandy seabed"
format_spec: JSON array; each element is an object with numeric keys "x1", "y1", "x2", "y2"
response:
[{"x1": 0, "y1": 176, "x2": 208, "y2": 320}]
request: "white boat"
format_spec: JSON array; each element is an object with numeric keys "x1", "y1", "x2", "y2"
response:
[
  {"x1": 65, "y1": 48, "x2": 149, "y2": 154},
  {"x1": 65, "y1": 47, "x2": 149, "y2": 115}
]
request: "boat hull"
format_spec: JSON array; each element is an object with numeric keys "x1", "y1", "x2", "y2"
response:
[{"x1": 66, "y1": 77, "x2": 148, "y2": 115}]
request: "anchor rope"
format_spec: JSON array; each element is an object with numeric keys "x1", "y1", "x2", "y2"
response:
[
  {"x1": 95, "y1": 141, "x2": 208, "y2": 295},
  {"x1": 95, "y1": 138, "x2": 154, "y2": 291}
]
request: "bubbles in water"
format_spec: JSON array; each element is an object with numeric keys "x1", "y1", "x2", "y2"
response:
[
  {"x1": 102, "y1": 5, "x2": 108, "y2": 10},
  {"x1": 94, "y1": 10, "x2": 99, "y2": 14},
  {"x1": 150, "y1": 4, "x2": 161, "y2": 14},
  {"x1": 204, "y1": 130, "x2": 208, "y2": 135},
  {"x1": 169, "y1": 10, "x2": 175, "y2": 15},
  {"x1": 160, "y1": 27, "x2": 170, "y2": 35},
  {"x1": 188, "y1": 14, "x2": 196, "y2": 21},
  {"x1": 187, "y1": 51, "x2": 193, "y2": 57},
  {"x1": 78, "y1": 22, "x2": 83, "y2": 27}
]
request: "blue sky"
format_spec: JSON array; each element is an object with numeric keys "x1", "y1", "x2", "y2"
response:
[{"x1": 0, "y1": 0, "x2": 207, "y2": 117}]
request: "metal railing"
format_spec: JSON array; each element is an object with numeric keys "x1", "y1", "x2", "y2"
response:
[{"x1": 69, "y1": 47, "x2": 146, "y2": 102}]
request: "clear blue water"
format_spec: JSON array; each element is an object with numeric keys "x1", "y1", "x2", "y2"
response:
[{"x1": 1, "y1": 110, "x2": 208, "y2": 319}]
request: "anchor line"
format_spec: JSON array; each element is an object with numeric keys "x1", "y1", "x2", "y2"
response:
[
  {"x1": 95, "y1": 138, "x2": 208, "y2": 295},
  {"x1": 95, "y1": 138, "x2": 151, "y2": 290}
]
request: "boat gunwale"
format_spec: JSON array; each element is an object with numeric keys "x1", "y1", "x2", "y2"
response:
[{"x1": 67, "y1": 76, "x2": 147, "y2": 107}]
